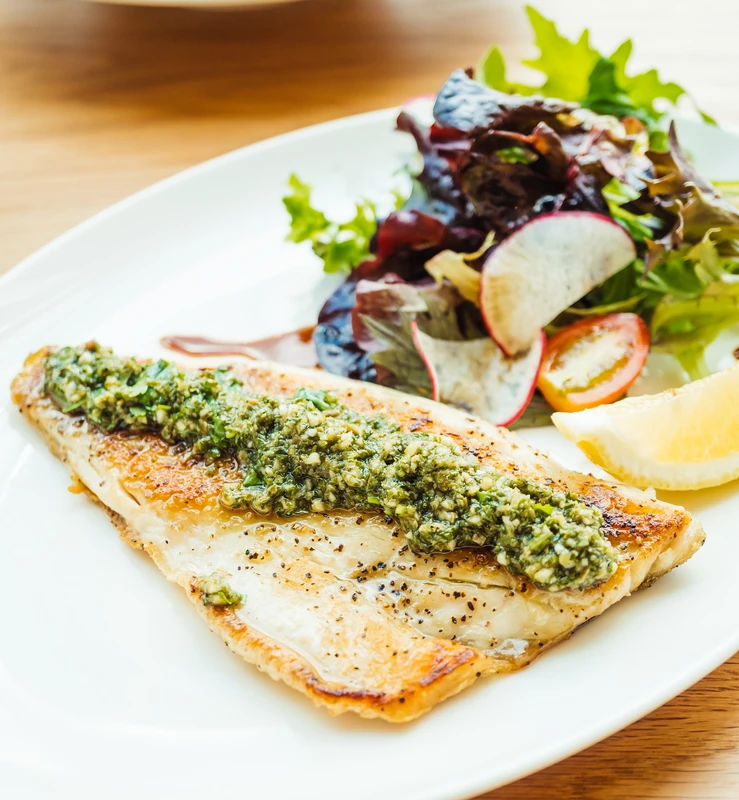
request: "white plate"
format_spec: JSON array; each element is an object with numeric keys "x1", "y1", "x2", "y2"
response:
[{"x1": 2, "y1": 110, "x2": 739, "y2": 800}]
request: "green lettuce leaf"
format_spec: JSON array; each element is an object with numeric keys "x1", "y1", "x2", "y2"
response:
[
  {"x1": 639, "y1": 250, "x2": 708, "y2": 299},
  {"x1": 283, "y1": 174, "x2": 380, "y2": 275},
  {"x1": 520, "y1": 7, "x2": 599, "y2": 101},
  {"x1": 624, "y1": 66, "x2": 684, "y2": 112},
  {"x1": 283, "y1": 174, "x2": 329, "y2": 241},
  {"x1": 651, "y1": 281, "x2": 739, "y2": 379},
  {"x1": 477, "y1": 8, "x2": 598, "y2": 100},
  {"x1": 601, "y1": 178, "x2": 664, "y2": 243},
  {"x1": 583, "y1": 57, "x2": 639, "y2": 119},
  {"x1": 477, "y1": 45, "x2": 512, "y2": 93},
  {"x1": 571, "y1": 231, "x2": 739, "y2": 378},
  {"x1": 476, "y1": 6, "x2": 714, "y2": 149},
  {"x1": 711, "y1": 180, "x2": 739, "y2": 204},
  {"x1": 495, "y1": 146, "x2": 538, "y2": 165}
]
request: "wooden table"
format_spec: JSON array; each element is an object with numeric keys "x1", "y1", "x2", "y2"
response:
[{"x1": 2, "y1": 0, "x2": 739, "y2": 796}]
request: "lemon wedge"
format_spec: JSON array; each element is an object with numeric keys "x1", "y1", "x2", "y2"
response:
[{"x1": 552, "y1": 363, "x2": 739, "y2": 490}]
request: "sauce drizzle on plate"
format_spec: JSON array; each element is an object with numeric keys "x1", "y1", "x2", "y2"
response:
[{"x1": 161, "y1": 326, "x2": 318, "y2": 369}]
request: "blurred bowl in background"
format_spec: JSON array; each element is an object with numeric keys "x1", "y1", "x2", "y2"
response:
[{"x1": 86, "y1": 0, "x2": 306, "y2": 7}]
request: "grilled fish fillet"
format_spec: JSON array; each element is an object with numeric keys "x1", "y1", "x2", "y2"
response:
[{"x1": 11, "y1": 348, "x2": 705, "y2": 722}]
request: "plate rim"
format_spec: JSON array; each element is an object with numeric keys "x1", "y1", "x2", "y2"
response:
[{"x1": 0, "y1": 106, "x2": 395, "y2": 293}]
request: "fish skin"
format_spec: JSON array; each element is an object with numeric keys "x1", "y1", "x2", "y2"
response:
[{"x1": 10, "y1": 348, "x2": 705, "y2": 721}]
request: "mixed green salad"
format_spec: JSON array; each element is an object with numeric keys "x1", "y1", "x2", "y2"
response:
[{"x1": 283, "y1": 8, "x2": 739, "y2": 427}]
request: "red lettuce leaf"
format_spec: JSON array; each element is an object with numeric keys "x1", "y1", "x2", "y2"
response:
[
  {"x1": 350, "y1": 276, "x2": 485, "y2": 396},
  {"x1": 314, "y1": 280, "x2": 376, "y2": 382},
  {"x1": 431, "y1": 71, "x2": 653, "y2": 236},
  {"x1": 315, "y1": 70, "x2": 656, "y2": 382},
  {"x1": 433, "y1": 69, "x2": 576, "y2": 135},
  {"x1": 642, "y1": 122, "x2": 739, "y2": 268}
]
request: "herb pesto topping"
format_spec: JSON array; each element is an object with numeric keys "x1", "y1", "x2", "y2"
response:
[
  {"x1": 197, "y1": 573, "x2": 244, "y2": 607},
  {"x1": 43, "y1": 343, "x2": 618, "y2": 592}
]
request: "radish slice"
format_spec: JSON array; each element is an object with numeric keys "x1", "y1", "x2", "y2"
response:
[
  {"x1": 480, "y1": 212, "x2": 636, "y2": 356},
  {"x1": 411, "y1": 324, "x2": 545, "y2": 426}
]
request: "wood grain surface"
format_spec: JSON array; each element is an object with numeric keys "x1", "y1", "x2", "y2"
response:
[{"x1": 2, "y1": 0, "x2": 739, "y2": 797}]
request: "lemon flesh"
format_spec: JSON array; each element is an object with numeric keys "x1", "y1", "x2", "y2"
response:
[{"x1": 552, "y1": 363, "x2": 739, "y2": 490}]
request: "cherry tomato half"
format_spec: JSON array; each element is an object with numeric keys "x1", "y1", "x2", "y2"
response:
[{"x1": 537, "y1": 313, "x2": 650, "y2": 413}]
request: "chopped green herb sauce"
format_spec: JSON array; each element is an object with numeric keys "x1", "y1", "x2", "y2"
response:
[
  {"x1": 197, "y1": 573, "x2": 244, "y2": 607},
  {"x1": 43, "y1": 343, "x2": 618, "y2": 592}
]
